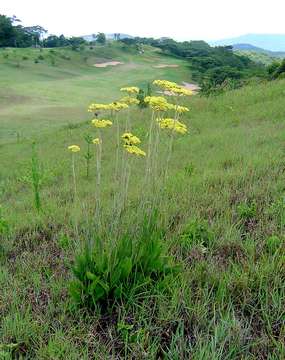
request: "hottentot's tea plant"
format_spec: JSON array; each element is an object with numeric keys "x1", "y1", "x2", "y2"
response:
[{"x1": 68, "y1": 80, "x2": 192, "y2": 310}]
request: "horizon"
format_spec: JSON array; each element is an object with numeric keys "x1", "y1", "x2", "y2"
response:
[{"x1": 1, "y1": 0, "x2": 285, "y2": 42}]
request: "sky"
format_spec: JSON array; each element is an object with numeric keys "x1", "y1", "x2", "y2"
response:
[{"x1": 1, "y1": 0, "x2": 285, "y2": 41}]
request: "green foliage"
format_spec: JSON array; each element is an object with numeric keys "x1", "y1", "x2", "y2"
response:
[
  {"x1": 266, "y1": 235, "x2": 282, "y2": 254},
  {"x1": 237, "y1": 201, "x2": 256, "y2": 221},
  {"x1": 180, "y1": 219, "x2": 213, "y2": 248},
  {"x1": 136, "y1": 83, "x2": 152, "y2": 108},
  {"x1": 136, "y1": 37, "x2": 266, "y2": 86},
  {"x1": 0, "y1": 207, "x2": 9, "y2": 235},
  {"x1": 83, "y1": 134, "x2": 93, "y2": 179},
  {"x1": 96, "y1": 32, "x2": 106, "y2": 45},
  {"x1": 70, "y1": 214, "x2": 175, "y2": 310},
  {"x1": 31, "y1": 143, "x2": 42, "y2": 211},
  {"x1": 267, "y1": 59, "x2": 285, "y2": 79},
  {"x1": 0, "y1": 15, "x2": 47, "y2": 48}
]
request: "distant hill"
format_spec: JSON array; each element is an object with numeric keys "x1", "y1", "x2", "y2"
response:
[
  {"x1": 83, "y1": 33, "x2": 133, "y2": 42},
  {"x1": 232, "y1": 44, "x2": 285, "y2": 59},
  {"x1": 210, "y1": 34, "x2": 285, "y2": 52}
]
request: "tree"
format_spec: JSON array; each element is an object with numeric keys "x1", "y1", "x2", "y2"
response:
[
  {"x1": 0, "y1": 15, "x2": 15, "y2": 47},
  {"x1": 24, "y1": 25, "x2": 47, "y2": 47},
  {"x1": 96, "y1": 32, "x2": 106, "y2": 45}
]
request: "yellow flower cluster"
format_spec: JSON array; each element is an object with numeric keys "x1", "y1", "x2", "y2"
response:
[
  {"x1": 157, "y1": 118, "x2": 188, "y2": 134},
  {"x1": 68, "y1": 145, "x2": 80, "y2": 152},
  {"x1": 120, "y1": 96, "x2": 140, "y2": 105},
  {"x1": 91, "y1": 119, "x2": 112, "y2": 128},
  {"x1": 92, "y1": 138, "x2": 101, "y2": 145},
  {"x1": 170, "y1": 104, "x2": 190, "y2": 113},
  {"x1": 124, "y1": 145, "x2": 146, "y2": 157},
  {"x1": 109, "y1": 102, "x2": 129, "y2": 111},
  {"x1": 122, "y1": 132, "x2": 141, "y2": 146},
  {"x1": 153, "y1": 80, "x2": 179, "y2": 90},
  {"x1": 88, "y1": 103, "x2": 110, "y2": 112},
  {"x1": 88, "y1": 102, "x2": 129, "y2": 113},
  {"x1": 120, "y1": 86, "x2": 140, "y2": 94},
  {"x1": 153, "y1": 79, "x2": 193, "y2": 96},
  {"x1": 121, "y1": 132, "x2": 145, "y2": 156},
  {"x1": 144, "y1": 96, "x2": 172, "y2": 111}
]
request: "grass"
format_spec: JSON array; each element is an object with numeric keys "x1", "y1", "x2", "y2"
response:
[{"x1": 0, "y1": 43, "x2": 285, "y2": 359}]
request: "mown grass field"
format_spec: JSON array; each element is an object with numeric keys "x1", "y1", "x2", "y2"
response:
[{"x1": 0, "y1": 43, "x2": 285, "y2": 359}]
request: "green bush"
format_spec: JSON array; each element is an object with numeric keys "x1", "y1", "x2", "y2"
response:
[{"x1": 69, "y1": 214, "x2": 175, "y2": 310}]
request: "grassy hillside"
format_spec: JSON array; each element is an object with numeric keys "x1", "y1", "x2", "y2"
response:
[
  {"x1": 0, "y1": 43, "x2": 190, "y2": 145},
  {"x1": 0, "y1": 44, "x2": 285, "y2": 359}
]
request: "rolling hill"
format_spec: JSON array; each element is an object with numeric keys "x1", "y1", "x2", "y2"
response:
[{"x1": 211, "y1": 33, "x2": 285, "y2": 52}]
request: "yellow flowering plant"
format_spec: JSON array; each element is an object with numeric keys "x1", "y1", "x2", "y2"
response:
[
  {"x1": 120, "y1": 86, "x2": 140, "y2": 94},
  {"x1": 91, "y1": 119, "x2": 112, "y2": 128}
]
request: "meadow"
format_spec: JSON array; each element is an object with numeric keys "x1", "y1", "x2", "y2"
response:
[{"x1": 0, "y1": 43, "x2": 285, "y2": 359}]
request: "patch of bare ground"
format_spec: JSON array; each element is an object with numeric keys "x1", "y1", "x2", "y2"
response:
[
  {"x1": 94, "y1": 61, "x2": 123, "y2": 68},
  {"x1": 157, "y1": 81, "x2": 201, "y2": 96},
  {"x1": 153, "y1": 64, "x2": 179, "y2": 68}
]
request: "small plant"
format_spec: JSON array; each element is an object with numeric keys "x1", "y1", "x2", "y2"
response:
[
  {"x1": 34, "y1": 58, "x2": 39, "y2": 64},
  {"x1": 180, "y1": 218, "x2": 213, "y2": 248},
  {"x1": 0, "y1": 206, "x2": 9, "y2": 236},
  {"x1": 184, "y1": 164, "x2": 194, "y2": 176},
  {"x1": 237, "y1": 201, "x2": 256, "y2": 221},
  {"x1": 83, "y1": 134, "x2": 93, "y2": 179},
  {"x1": 30, "y1": 143, "x2": 43, "y2": 212},
  {"x1": 266, "y1": 235, "x2": 282, "y2": 254},
  {"x1": 67, "y1": 145, "x2": 81, "y2": 201}
]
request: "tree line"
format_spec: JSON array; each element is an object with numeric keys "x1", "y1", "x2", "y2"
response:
[{"x1": 0, "y1": 14, "x2": 107, "y2": 49}]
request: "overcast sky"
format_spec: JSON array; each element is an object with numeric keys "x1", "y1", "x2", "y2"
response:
[{"x1": 1, "y1": 0, "x2": 285, "y2": 41}]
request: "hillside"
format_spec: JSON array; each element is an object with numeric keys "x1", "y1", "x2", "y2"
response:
[
  {"x1": 211, "y1": 33, "x2": 285, "y2": 52},
  {"x1": 0, "y1": 43, "x2": 285, "y2": 358},
  {"x1": 0, "y1": 43, "x2": 191, "y2": 145},
  {"x1": 232, "y1": 43, "x2": 285, "y2": 58}
]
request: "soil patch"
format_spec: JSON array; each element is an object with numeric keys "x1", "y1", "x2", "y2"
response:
[
  {"x1": 94, "y1": 61, "x2": 123, "y2": 68},
  {"x1": 153, "y1": 64, "x2": 179, "y2": 68}
]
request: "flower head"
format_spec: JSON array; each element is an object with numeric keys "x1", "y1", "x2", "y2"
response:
[
  {"x1": 120, "y1": 96, "x2": 140, "y2": 105},
  {"x1": 91, "y1": 119, "x2": 113, "y2": 128},
  {"x1": 92, "y1": 138, "x2": 101, "y2": 145},
  {"x1": 144, "y1": 96, "x2": 172, "y2": 111},
  {"x1": 124, "y1": 145, "x2": 146, "y2": 157},
  {"x1": 88, "y1": 103, "x2": 109, "y2": 112},
  {"x1": 120, "y1": 86, "x2": 140, "y2": 94},
  {"x1": 157, "y1": 118, "x2": 188, "y2": 134},
  {"x1": 153, "y1": 80, "x2": 179, "y2": 90},
  {"x1": 88, "y1": 101, "x2": 129, "y2": 113},
  {"x1": 122, "y1": 132, "x2": 141, "y2": 146},
  {"x1": 153, "y1": 79, "x2": 193, "y2": 96},
  {"x1": 169, "y1": 104, "x2": 190, "y2": 113},
  {"x1": 68, "y1": 145, "x2": 81, "y2": 153},
  {"x1": 108, "y1": 102, "x2": 129, "y2": 111}
]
